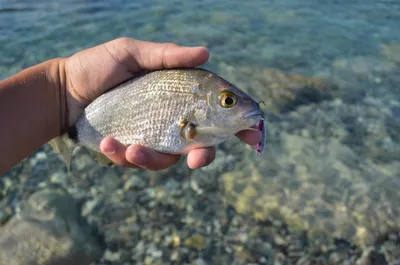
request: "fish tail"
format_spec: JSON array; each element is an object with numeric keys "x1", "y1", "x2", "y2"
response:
[{"x1": 48, "y1": 133, "x2": 77, "y2": 171}]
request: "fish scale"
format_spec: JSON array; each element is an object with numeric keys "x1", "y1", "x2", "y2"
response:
[
  {"x1": 49, "y1": 68, "x2": 266, "y2": 169},
  {"x1": 80, "y1": 72, "x2": 202, "y2": 152}
]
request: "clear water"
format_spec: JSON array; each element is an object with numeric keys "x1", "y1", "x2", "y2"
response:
[
  {"x1": 2, "y1": 0, "x2": 399, "y2": 77},
  {"x1": 1, "y1": 0, "x2": 400, "y2": 263}
]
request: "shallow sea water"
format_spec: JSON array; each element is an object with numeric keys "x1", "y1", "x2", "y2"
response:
[{"x1": 1, "y1": 0, "x2": 400, "y2": 264}]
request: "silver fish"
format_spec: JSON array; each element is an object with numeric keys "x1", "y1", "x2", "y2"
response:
[{"x1": 50, "y1": 68, "x2": 265, "y2": 169}]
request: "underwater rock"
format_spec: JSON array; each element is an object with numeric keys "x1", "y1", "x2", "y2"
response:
[
  {"x1": 0, "y1": 188, "x2": 105, "y2": 265},
  {"x1": 381, "y1": 43, "x2": 400, "y2": 64}
]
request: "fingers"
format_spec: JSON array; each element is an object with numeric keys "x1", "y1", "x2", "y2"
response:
[
  {"x1": 100, "y1": 137, "x2": 181, "y2": 170},
  {"x1": 100, "y1": 126, "x2": 260, "y2": 171},
  {"x1": 236, "y1": 126, "x2": 262, "y2": 146},
  {"x1": 100, "y1": 137, "x2": 138, "y2": 168},
  {"x1": 185, "y1": 128, "x2": 261, "y2": 170},
  {"x1": 125, "y1": 144, "x2": 181, "y2": 170},
  {"x1": 187, "y1": 146, "x2": 216, "y2": 169},
  {"x1": 100, "y1": 137, "x2": 216, "y2": 170},
  {"x1": 117, "y1": 37, "x2": 210, "y2": 71}
]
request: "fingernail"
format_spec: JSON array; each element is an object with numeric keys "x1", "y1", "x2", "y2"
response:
[
  {"x1": 103, "y1": 144, "x2": 116, "y2": 155},
  {"x1": 131, "y1": 149, "x2": 148, "y2": 166}
]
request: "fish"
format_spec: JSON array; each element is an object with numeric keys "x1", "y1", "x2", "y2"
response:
[{"x1": 49, "y1": 68, "x2": 266, "y2": 169}]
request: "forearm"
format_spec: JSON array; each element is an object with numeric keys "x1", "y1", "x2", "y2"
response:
[{"x1": 0, "y1": 58, "x2": 66, "y2": 175}]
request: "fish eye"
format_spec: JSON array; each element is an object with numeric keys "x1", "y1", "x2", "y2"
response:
[{"x1": 219, "y1": 91, "x2": 237, "y2": 108}]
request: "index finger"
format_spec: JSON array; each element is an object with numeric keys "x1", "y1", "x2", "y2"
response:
[{"x1": 132, "y1": 39, "x2": 210, "y2": 70}]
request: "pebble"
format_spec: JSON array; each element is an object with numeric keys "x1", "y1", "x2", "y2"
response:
[
  {"x1": 195, "y1": 258, "x2": 209, "y2": 265},
  {"x1": 82, "y1": 199, "x2": 101, "y2": 217},
  {"x1": 103, "y1": 250, "x2": 121, "y2": 262},
  {"x1": 123, "y1": 175, "x2": 146, "y2": 191},
  {"x1": 0, "y1": 207, "x2": 12, "y2": 225}
]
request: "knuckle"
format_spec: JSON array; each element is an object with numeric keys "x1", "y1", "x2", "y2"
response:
[{"x1": 115, "y1": 37, "x2": 132, "y2": 46}]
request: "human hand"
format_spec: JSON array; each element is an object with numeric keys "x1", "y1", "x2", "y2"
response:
[{"x1": 60, "y1": 37, "x2": 261, "y2": 170}]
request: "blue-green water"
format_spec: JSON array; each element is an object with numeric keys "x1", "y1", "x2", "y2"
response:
[
  {"x1": 1, "y1": 0, "x2": 400, "y2": 77},
  {"x1": 1, "y1": 0, "x2": 400, "y2": 264}
]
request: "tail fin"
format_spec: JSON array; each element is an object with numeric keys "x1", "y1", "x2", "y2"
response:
[{"x1": 48, "y1": 134, "x2": 77, "y2": 171}]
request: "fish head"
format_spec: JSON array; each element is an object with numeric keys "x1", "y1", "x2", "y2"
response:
[{"x1": 206, "y1": 81, "x2": 264, "y2": 132}]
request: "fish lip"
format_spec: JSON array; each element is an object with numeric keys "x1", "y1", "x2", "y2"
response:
[{"x1": 242, "y1": 108, "x2": 264, "y2": 120}]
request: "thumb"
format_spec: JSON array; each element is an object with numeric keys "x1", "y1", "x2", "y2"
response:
[
  {"x1": 66, "y1": 37, "x2": 210, "y2": 103},
  {"x1": 111, "y1": 37, "x2": 210, "y2": 72}
]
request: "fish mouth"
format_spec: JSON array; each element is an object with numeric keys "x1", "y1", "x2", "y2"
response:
[{"x1": 242, "y1": 108, "x2": 264, "y2": 120}]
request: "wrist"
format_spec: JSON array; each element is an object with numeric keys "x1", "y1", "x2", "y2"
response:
[
  {"x1": 47, "y1": 57, "x2": 68, "y2": 134},
  {"x1": 0, "y1": 57, "x2": 68, "y2": 173}
]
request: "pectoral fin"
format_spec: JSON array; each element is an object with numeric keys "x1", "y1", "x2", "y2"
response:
[{"x1": 181, "y1": 122, "x2": 197, "y2": 141}]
